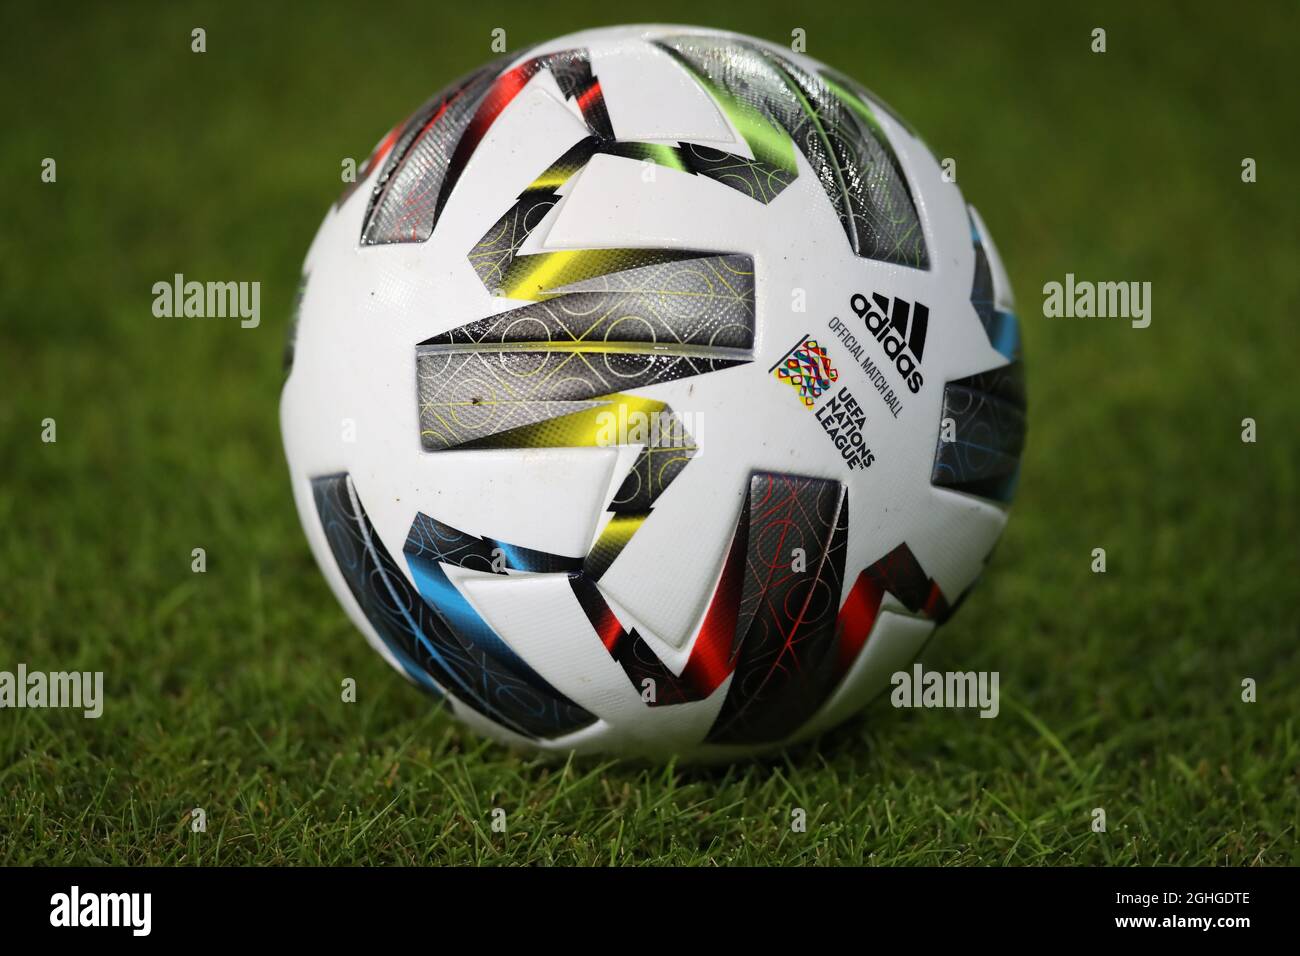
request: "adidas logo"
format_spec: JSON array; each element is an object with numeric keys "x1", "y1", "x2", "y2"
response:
[{"x1": 850, "y1": 292, "x2": 927, "y2": 394}]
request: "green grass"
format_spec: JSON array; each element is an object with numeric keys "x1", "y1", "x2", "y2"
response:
[{"x1": 1, "y1": 1, "x2": 1297, "y2": 865}]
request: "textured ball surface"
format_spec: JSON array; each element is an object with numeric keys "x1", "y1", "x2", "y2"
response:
[{"x1": 281, "y1": 24, "x2": 1026, "y2": 759}]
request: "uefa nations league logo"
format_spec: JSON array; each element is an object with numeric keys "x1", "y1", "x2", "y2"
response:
[{"x1": 771, "y1": 335, "x2": 840, "y2": 409}]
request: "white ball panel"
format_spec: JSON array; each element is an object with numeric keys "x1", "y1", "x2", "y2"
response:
[{"x1": 802, "y1": 609, "x2": 937, "y2": 739}]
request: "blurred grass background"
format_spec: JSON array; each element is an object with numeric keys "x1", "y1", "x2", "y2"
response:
[{"x1": 1, "y1": 1, "x2": 1297, "y2": 864}]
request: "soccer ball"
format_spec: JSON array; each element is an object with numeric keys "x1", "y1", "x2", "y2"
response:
[{"x1": 281, "y1": 25, "x2": 1025, "y2": 759}]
